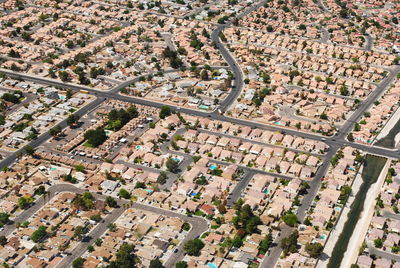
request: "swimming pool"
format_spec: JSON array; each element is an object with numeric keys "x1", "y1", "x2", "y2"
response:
[
  {"x1": 334, "y1": 207, "x2": 341, "y2": 212},
  {"x1": 207, "y1": 263, "x2": 217, "y2": 268},
  {"x1": 320, "y1": 234, "x2": 327, "y2": 240},
  {"x1": 136, "y1": 145, "x2": 143, "y2": 150},
  {"x1": 199, "y1": 105, "x2": 209, "y2": 110},
  {"x1": 209, "y1": 164, "x2": 216, "y2": 170}
]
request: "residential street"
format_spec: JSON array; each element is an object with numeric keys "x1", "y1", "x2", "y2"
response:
[
  {"x1": 0, "y1": 0, "x2": 398, "y2": 267},
  {"x1": 0, "y1": 183, "x2": 208, "y2": 268}
]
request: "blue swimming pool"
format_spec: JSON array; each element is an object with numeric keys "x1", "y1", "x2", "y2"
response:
[
  {"x1": 209, "y1": 164, "x2": 216, "y2": 170},
  {"x1": 199, "y1": 105, "x2": 209, "y2": 110},
  {"x1": 207, "y1": 263, "x2": 217, "y2": 268}
]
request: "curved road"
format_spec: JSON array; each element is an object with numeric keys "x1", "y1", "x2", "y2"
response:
[{"x1": 0, "y1": 183, "x2": 208, "y2": 268}]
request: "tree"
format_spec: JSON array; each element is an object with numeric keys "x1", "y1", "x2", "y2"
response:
[
  {"x1": 176, "y1": 261, "x2": 188, "y2": 268},
  {"x1": 90, "y1": 214, "x2": 102, "y2": 222},
  {"x1": 347, "y1": 133, "x2": 354, "y2": 142},
  {"x1": 109, "y1": 243, "x2": 137, "y2": 268},
  {"x1": 259, "y1": 232, "x2": 273, "y2": 254},
  {"x1": 73, "y1": 192, "x2": 94, "y2": 211},
  {"x1": 232, "y1": 235, "x2": 243, "y2": 248},
  {"x1": 62, "y1": 174, "x2": 78, "y2": 184},
  {"x1": 388, "y1": 168, "x2": 396, "y2": 177},
  {"x1": 340, "y1": 85, "x2": 349, "y2": 96},
  {"x1": 135, "y1": 182, "x2": 146, "y2": 189},
  {"x1": 184, "y1": 238, "x2": 204, "y2": 256},
  {"x1": 157, "y1": 172, "x2": 168, "y2": 184},
  {"x1": 72, "y1": 257, "x2": 85, "y2": 268},
  {"x1": 108, "y1": 223, "x2": 117, "y2": 232},
  {"x1": 0, "y1": 213, "x2": 9, "y2": 227},
  {"x1": 1, "y1": 92, "x2": 20, "y2": 103},
  {"x1": 305, "y1": 242, "x2": 323, "y2": 258},
  {"x1": 49, "y1": 125, "x2": 62, "y2": 137},
  {"x1": 0, "y1": 236, "x2": 7, "y2": 246},
  {"x1": 200, "y1": 70, "x2": 209, "y2": 80},
  {"x1": 159, "y1": 105, "x2": 171, "y2": 119},
  {"x1": 31, "y1": 226, "x2": 47, "y2": 242},
  {"x1": 127, "y1": 105, "x2": 139, "y2": 118},
  {"x1": 166, "y1": 158, "x2": 179, "y2": 173},
  {"x1": 106, "y1": 196, "x2": 118, "y2": 208},
  {"x1": 107, "y1": 108, "x2": 136, "y2": 130},
  {"x1": 320, "y1": 113, "x2": 328, "y2": 120},
  {"x1": 18, "y1": 196, "x2": 33, "y2": 209},
  {"x1": 182, "y1": 222, "x2": 191, "y2": 231},
  {"x1": 339, "y1": 8, "x2": 348, "y2": 18},
  {"x1": 75, "y1": 164, "x2": 85, "y2": 172},
  {"x1": 84, "y1": 128, "x2": 107, "y2": 147},
  {"x1": 282, "y1": 213, "x2": 298, "y2": 227},
  {"x1": 150, "y1": 258, "x2": 164, "y2": 268},
  {"x1": 231, "y1": 201, "x2": 261, "y2": 235},
  {"x1": 67, "y1": 114, "x2": 80, "y2": 127},
  {"x1": 281, "y1": 230, "x2": 299, "y2": 255},
  {"x1": 374, "y1": 238, "x2": 383, "y2": 248},
  {"x1": 24, "y1": 145, "x2": 35, "y2": 156},
  {"x1": 119, "y1": 188, "x2": 131, "y2": 199},
  {"x1": 58, "y1": 71, "x2": 70, "y2": 82},
  {"x1": 66, "y1": 89, "x2": 73, "y2": 99},
  {"x1": 73, "y1": 226, "x2": 85, "y2": 240}
]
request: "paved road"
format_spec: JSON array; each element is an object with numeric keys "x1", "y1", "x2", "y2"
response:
[
  {"x1": 320, "y1": 28, "x2": 330, "y2": 43},
  {"x1": 196, "y1": 127, "x2": 326, "y2": 157},
  {"x1": 261, "y1": 145, "x2": 338, "y2": 268},
  {"x1": 0, "y1": 184, "x2": 80, "y2": 237},
  {"x1": 0, "y1": 183, "x2": 207, "y2": 268},
  {"x1": 337, "y1": 66, "x2": 400, "y2": 140},
  {"x1": 367, "y1": 241, "x2": 400, "y2": 263},
  {"x1": 262, "y1": 65, "x2": 400, "y2": 267},
  {"x1": 0, "y1": 97, "x2": 104, "y2": 170},
  {"x1": 0, "y1": 3, "x2": 398, "y2": 267},
  {"x1": 2, "y1": 68, "x2": 400, "y2": 161},
  {"x1": 56, "y1": 205, "x2": 125, "y2": 268},
  {"x1": 227, "y1": 169, "x2": 256, "y2": 206},
  {"x1": 158, "y1": 128, "x2": 195, "y2": 189},
  {"x1": 364, "y1": 33, "x2": 373, "y2": 51},
  {"x1": 210, "y1": 0, "x2": 268, "y2": 112},
  {"x1": 382, "y1": 210, "x2": 400, "y2": 221}
]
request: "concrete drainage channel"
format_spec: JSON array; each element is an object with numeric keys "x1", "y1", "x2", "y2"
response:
[{"x1": 326, "y1": 155, "x2": 388, "y2": 268}]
